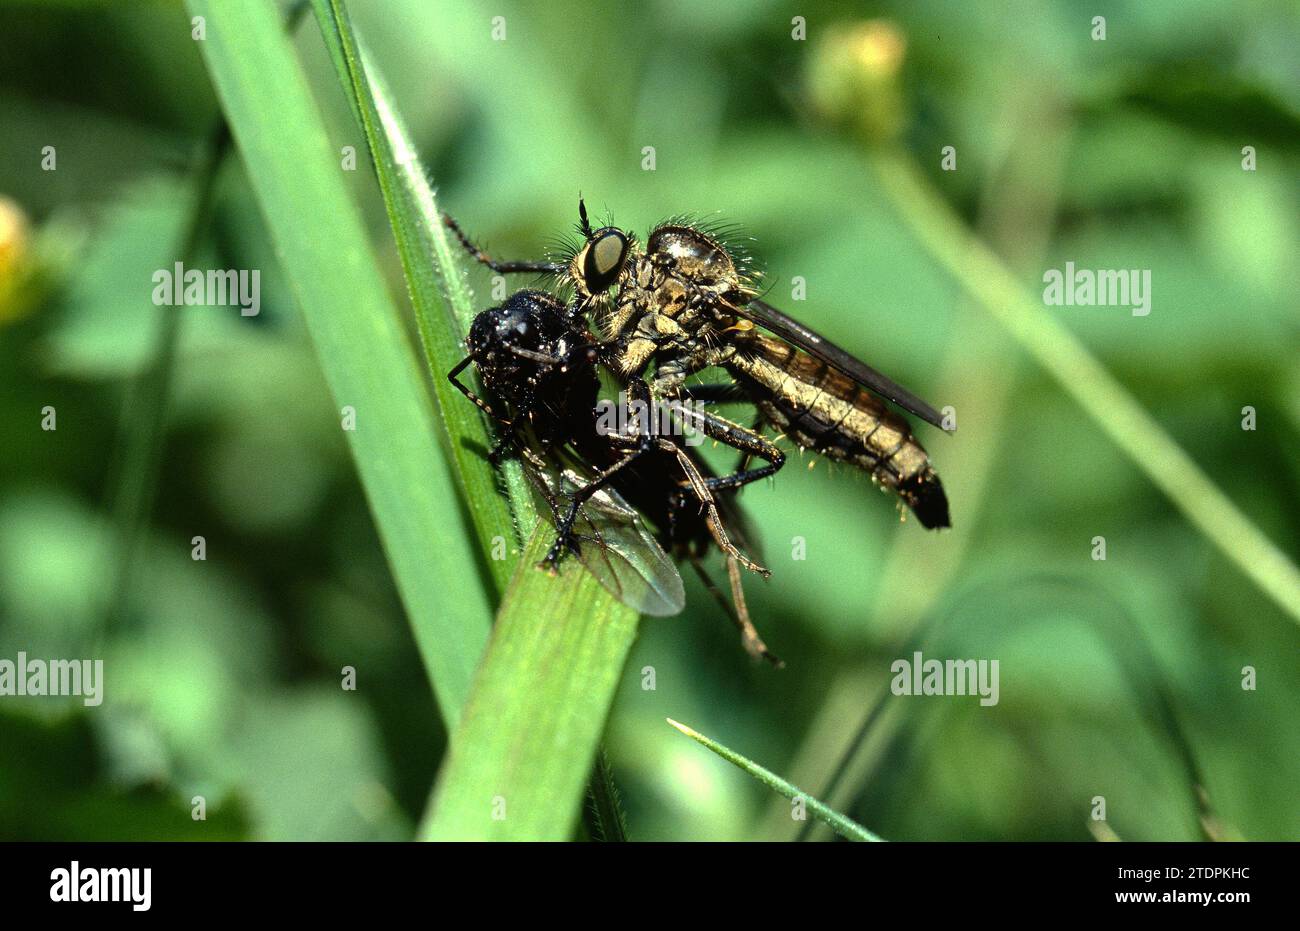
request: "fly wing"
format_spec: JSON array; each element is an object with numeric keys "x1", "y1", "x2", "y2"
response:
[
  {"x1": 526, "y1": 460, "x2": 686, "y2": 617},
  {"x1": 734, "y1": 297, "x2": 949, "y2": 431}
]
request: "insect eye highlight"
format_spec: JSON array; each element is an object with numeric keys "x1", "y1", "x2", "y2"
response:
[{"x1": 581, "y1": 229, "x2": 629, "y2": 292}]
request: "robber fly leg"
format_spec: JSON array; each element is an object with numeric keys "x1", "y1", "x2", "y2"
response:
[
  {"x1": 676, "y1": 406, "x2": 786, "y2": 492},
  {"x1": 725, "y1": 555, "x2": 781, "y2": 666},
  {"x1": 688, "y1": 558, "x2": 782, "y2": 667},
  {"x1": 656, "y1": 438, "x2": 769, "y2": 579},
  {"x1": 441, "y1": 212, "x2": 565, "y2": 276},
  {"x1": 737, "y1": 413, "x2": 765, "y2": 472},
  {"x1": 670, "y1": 383, "x2": 765, "y2": 473},
  {"x1": 619, "y1": 376, "x2": 768, "y2": 576}
]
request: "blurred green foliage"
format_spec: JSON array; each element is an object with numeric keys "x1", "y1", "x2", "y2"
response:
[{"x1": 0, "y1": 0, "x2": 1296, "y2": 841}]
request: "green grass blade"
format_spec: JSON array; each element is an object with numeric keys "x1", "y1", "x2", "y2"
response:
[
  {"x1": 872, "y1": 151, "x2": 1300, "y2": 626},
  {"x1": 422, "y1": 527, "x2": 639, "y2": 840},
  {"x1": 311, "y1": 0, "x2": 533, "y2": 590},
  {"x1": 666, "y1": 718, "x2": 885, "y2": 842},
  {"x1": 308, "y1": 0, "x2": 636, "y2": 837},
  {"x1": 104, "y1": 123, "x2": 229, "y2": 628},
  {"x1": 584, "y1": 747, "x2": 630, "y2": 842},
  {"x1": 186, "y1": 0, "x2": 491, "y2": 723},
  {"x1": 587, "y1": 748, "x2": 631, "y2": 842}
]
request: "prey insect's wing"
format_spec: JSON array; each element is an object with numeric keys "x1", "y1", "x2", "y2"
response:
[
  {"x1": 526, "y1": 459, "x2": 686, "y2": 617},
  {"x1": 735, "y1": 297, "x2": 949, "y2": 431}
]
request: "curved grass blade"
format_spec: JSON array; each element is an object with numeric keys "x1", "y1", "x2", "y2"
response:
[
  {"x1": 422, "y1": 527, "x2": 639, "y2": 841},
  {"x1": 872, "y1": 151, "x2": 1300, "y2": 626},
  {"x1": 104, "y1": 122, "x2": 228, "y2": 629},
  {"x1": 666, "y1": 718, "x2": 884, "y2": 842},
  {"x1": 311, "y1": 0, "x2": 532, "y2": 592},
  {"x1": 311, "y1": 0, "x2": 640, "y2": 841},
  {"x1": 186, "y1": 0, "x2": 491, "y2": 722}
]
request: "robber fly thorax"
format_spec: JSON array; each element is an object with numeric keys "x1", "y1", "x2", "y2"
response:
[{"x1": 565, "y1": 208, "x2": 950, "y2": 529}]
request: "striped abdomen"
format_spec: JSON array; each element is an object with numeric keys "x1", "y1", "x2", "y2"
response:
[{"x1": 727, "y1": 335, "x2": 950, "y2": 528}]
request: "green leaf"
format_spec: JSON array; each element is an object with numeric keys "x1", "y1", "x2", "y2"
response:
[
  {"x1": 666, "y1": 718, "x2": 885, "y2": 842},
  {"x1": 422, "y1": 526, "x2": 639, "y2": 840},
  {"x1": 186, "y1": 0, "x2": 492, "y2": 723},
  {"x1": 310, "y1": 0, "x2": 534, "y2": 591}
]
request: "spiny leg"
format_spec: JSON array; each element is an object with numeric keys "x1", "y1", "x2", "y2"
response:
[
  {"x1": 615, "y1": 376, "x2": 768, "y2": 578},
  {"x1": 674, "y1": 403, "x2": 786, "y2": 492},
  {"x1": 674, "y1": 382, "x2": 766, "y2": 473},
  {"x1": 619, "y1": 376, "x2": 770, "y2": 575},
  {"x1": 448, "y1": 354, "x2": 524, "y2": 463},
  {"x1": 725, "y1": 554, "x2": 781, "y2": 666},
  {"x1": 689, "y1": 557, "x2": 781, "y2": 667},
  {"x1": 657, "y1": 438, "x2": 769, "y2": 578},
  {"x1": 448, "y1": 355, "x2": 502, "y2": 422},
  {"x1": 735, "y1": 413, "x2": 765, "y2": 473},
  {"x1": 441, "y1": 212, "x2": 564, "y2": 276}
]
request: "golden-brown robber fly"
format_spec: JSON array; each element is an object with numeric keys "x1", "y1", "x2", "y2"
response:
[{"x1": 445, "y1": 200, "x2": 952, "y2": 531}]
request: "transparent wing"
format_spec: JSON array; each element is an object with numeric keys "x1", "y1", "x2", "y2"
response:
[{"x1": 526, "y1": 458, "x2": 686, "y2": 617}]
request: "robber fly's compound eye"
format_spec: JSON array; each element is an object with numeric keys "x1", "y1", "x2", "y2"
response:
[{"x1": 580, "y1": 228, "x2": 629, "y2": 293}]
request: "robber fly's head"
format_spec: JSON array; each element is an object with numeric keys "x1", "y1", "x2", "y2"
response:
[
  {"x1": 468, "y1": 290, "x2": 591, "y2": 403},
  {"x1": 569, "y1": 198, "x2": 632, "y2": 301}
]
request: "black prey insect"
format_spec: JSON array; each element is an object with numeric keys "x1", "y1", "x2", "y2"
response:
[{"x1": 449, "y1": 289, "x2": 781, "y2": 663}]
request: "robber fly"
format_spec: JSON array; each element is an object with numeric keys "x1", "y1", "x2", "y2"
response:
[
  {"x1": 444, "y1": 200, "x2": 952, "y2": 530},
  {"x1": 449, "y1": 289, "x2": 781, "y2": 663}
]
